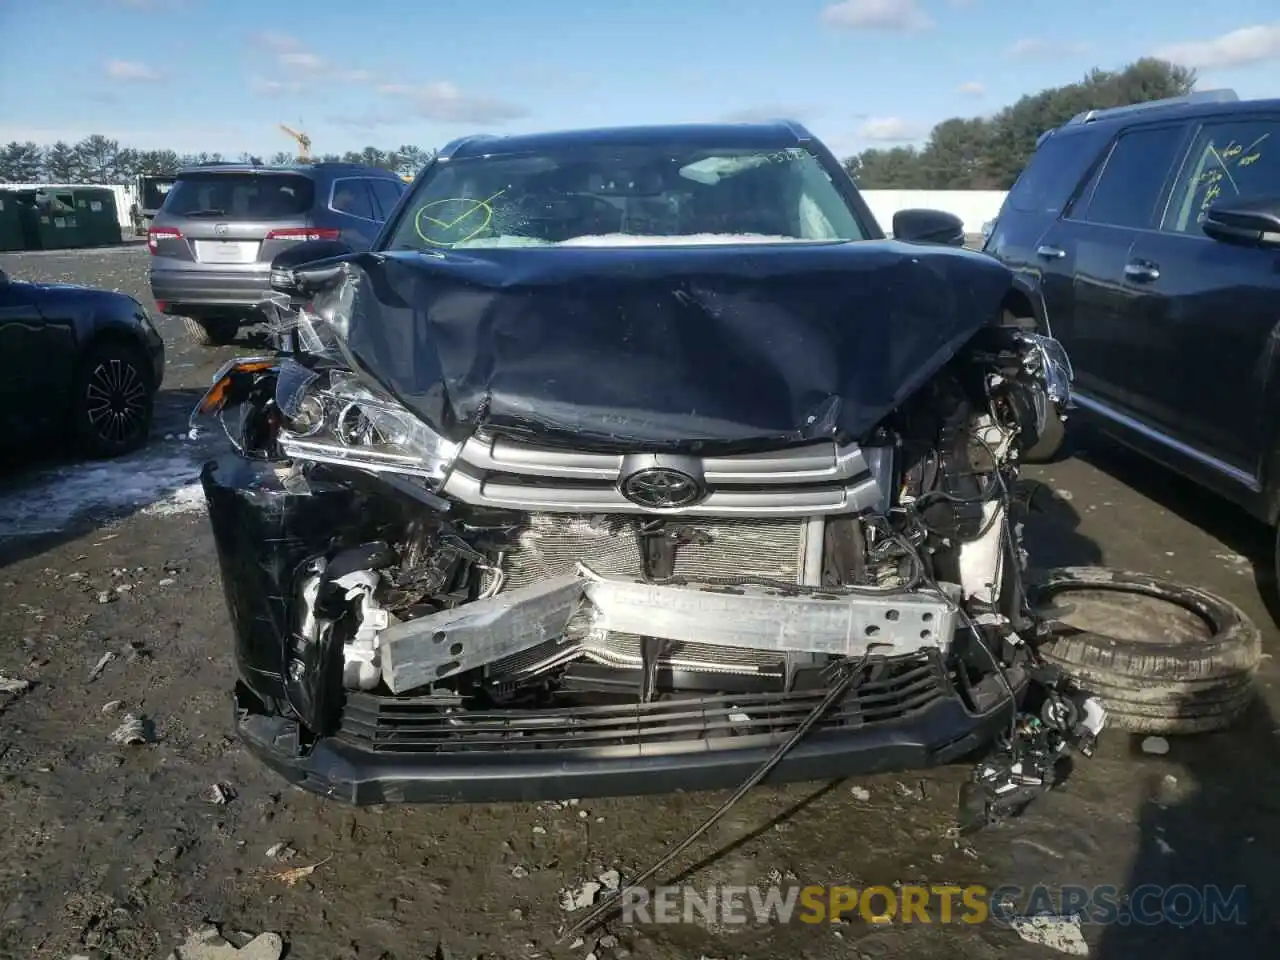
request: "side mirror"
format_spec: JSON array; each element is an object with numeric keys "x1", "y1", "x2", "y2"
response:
[
  {"x1": 1202, "y1": 197, "x2": 1280, "y2": 248},
  {"x1": 892, "y1": 208, "x2": 966, "y2": 246},
  {"x1": 268, "y1": 239, "x2": 354, "y2": 297}
]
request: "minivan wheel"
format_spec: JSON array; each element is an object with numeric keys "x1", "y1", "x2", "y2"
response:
[
  {"x1": 183, "y1": 315, "x2": 238, "y2": 347},
  {"x1": 1031, "y1": 567, "x2": 1263, "y2": 734}
]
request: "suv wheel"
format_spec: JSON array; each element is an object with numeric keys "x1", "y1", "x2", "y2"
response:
[
  {"x1": 72, "y1": 341, "x2": 155, "y2": 458},
  {"x1": 1022, "y1": 410, "x2": 1066, "y2": 463},
  {"x1": 183, "y1": 315, "x2": 239, "y2": 347}
]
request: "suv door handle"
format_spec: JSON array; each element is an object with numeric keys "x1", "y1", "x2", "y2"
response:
[
  {"x1": 1124, "y1": 260, "x2": 1161, "y2": 282},
  {"x1": 1036, "y1": 245, "x2": 1065, "y2": 259}
]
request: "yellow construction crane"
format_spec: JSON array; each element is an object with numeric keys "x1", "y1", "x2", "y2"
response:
[{"x1": 278, "y1": 123, "x2": 312, "y2": 162}]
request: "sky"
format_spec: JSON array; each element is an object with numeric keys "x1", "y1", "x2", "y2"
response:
[{"x1": 0, "y1": 0, "x2": 1277, "y2": 160}]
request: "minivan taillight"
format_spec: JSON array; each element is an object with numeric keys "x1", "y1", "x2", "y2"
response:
[
  {"x1": 147, "y1": 225, "x2": 181, "y2": 254},
  {"x1": 265, "y1": 227, "x2": 341, "y2": 241}
]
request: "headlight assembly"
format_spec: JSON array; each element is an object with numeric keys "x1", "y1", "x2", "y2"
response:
[
  {"x1": 275, "y1": 361, "x2": 461, "y2": 482},
  {"x1": 1014, "y1": 332, "x2": 1073, "y2": 408}
]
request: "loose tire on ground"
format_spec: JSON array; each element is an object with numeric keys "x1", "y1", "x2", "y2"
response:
[
  {"x1": 183, "y1": 315, "x2": 238, "y2": 347},
  {"x1": 71, "y1": 340, "x2": 155, "y2": 458},
  {"x1": 1029, "y1": 567, "x2": 1263, "y2": 735}
]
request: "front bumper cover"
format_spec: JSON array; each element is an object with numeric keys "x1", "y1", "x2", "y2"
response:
[
  {"x1": 234, "y1": 675, "x2": 1021, "y2": 805},
  {"x1": 203, "y1": 454, "x2": 1026, "y2": 805}
]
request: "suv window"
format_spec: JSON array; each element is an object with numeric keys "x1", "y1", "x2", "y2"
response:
[
  {"x1": 330, "y1": 178, "x2": 376, "y2": 219},
  {"x1": 385, "y1": 144, "x2": 867, "y2": 250},
  {"x1": 1005, "y1": 131, "x2": 1100, "y2": 216},
  {"x1": 162, "y1": 172, "x2": 314, "y2": 219},
  {"x1": 369, "y1": 179, "x2": 404, "y2": 220},
  {"x1": 1163, "y1": 118, "x2": 1280, "y2": 235},
  {"x1": 1074, "y1": 125, "x2": 1185, "y2": 229}
]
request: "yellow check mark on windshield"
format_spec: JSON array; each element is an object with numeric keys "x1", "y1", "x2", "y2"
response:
[
  {"x1": 413, "y1": 189, "x2": 507, "y2": 246},
  {"x1": 420, "y1": 190, "x2": 507, "y2": 227}
]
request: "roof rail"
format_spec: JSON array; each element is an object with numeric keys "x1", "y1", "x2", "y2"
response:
[{"x1": 1065, "y1": 88, "x2": 1238, "y2": 126}]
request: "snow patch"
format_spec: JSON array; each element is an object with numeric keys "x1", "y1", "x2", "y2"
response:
[
  {"x1": 0, "y1": 452, "x2": 207, "y2": 537},
  {"x1": 454, "y1": 232, "x2": 813, "y2": 249},
  {"x1": 143, "y1": 482, "x2": 207, "y2": 517},
  {"x1": 1012, "y1": 914, "x2": 1089, "y2": 955},
  {"x1": 557, "y1": 233, "x2": 802, "y2": 247}
]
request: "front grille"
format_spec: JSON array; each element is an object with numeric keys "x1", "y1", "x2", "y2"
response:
[
  {"x1": 336, "y1": 655, "x2": 948, "y2": 754},
  {"x1": 441, "y1": 433, "x2": 893, "y2": 517}
]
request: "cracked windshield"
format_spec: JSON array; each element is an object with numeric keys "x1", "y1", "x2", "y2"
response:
[
  {"x1": 1, "y1": 1, "x2": 1278, "y2": 959},
  {"x1": 390, "y1": 146, "x2": 866, "y2": 248}
]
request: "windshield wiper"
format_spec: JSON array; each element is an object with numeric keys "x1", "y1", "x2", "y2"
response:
[{"x1": 183, "y1": 208, "x2": 228, "y2": 217}]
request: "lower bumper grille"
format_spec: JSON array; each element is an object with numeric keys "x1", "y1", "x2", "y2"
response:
[{"x1": 336, "y1": 655, "x2": 948, "y2": 754}]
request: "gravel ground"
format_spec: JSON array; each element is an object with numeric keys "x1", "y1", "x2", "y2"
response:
[{"x1": 2, "y1": 244, "x2": 1279, "y2": 960}]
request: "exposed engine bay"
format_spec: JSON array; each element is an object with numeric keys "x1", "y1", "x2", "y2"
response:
[
  {"x1": 252, "y1": 342, "x2": 1049, "y2": 701},
  {"x1": 194, "y1": 241, "x2": 1102, "y2": 810}
]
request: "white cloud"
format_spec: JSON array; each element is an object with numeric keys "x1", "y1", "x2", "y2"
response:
[
  {"x1": 1154, "y1": 23, "x2": 1280, "y2": 69},
  {"x1": 956, "y1": 80, "x2": 985, "y2": 96},
  {"x1": 857, "y1": 117, "x2": 922, "y2": 141},
  {"x1": 821, "y1": 0, "x2": 934, "y2": 31},
  {"x1": 278, "y1": 50, "x2": 325, "y2": 72},
  {"x1": 110, "y1": 0, "x2": 189, "y2": 8},
  {"x1": 722, "y1": 105, "x2": 815, "y2": 123},
  {"x1": 1006, "y1": 37, "x2": 1090, "y2": 58},
  {"x1": 104, "y1": 59, "x2": 163, "y2": 82},
  {"x1": 251, "y1": 31, "x2": 302, "y2": 52},
  {"x1": 250, "y1": 77, "x2": 304, "y2": 97},
  {"x1": 375, "y1": 81, "x2": 529, "y2": 124},
  {"x1": 249, "y1": 31, "x2": 333, "y2": 75},
  {"x1": 246, "y1": 31, "x2": 379, "y2": 97}
]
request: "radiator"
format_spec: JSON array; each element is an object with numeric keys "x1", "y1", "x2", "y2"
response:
[{"x1": 490, "y1": 514, "x2": 808, "y2": 676}]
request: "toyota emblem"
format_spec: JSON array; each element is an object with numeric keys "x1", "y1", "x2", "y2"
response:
[
  {"x1": 214, "y1": 223, "x2": 229, "y2": 237},
  {"x1": 620, "y1": 467, "x2": 705, "y2": 509}
]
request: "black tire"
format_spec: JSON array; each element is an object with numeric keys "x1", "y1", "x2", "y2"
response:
[
  {"x1": 72, "y1": 340, "x2": 155, "y2": 458},
  {"x1": 1022, "y1": 408, "x2": 1066, "y2": 463},
  {"x1": 182, "y1": 315, "x2": 238, "y2": 346},
  {"x1": 1030, "y1": 567, "x2": 1262, "y2": 735}
]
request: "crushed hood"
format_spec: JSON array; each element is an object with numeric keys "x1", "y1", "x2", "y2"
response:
[{"x1": 334, "y1": 241, "x2": 1015, "y2": 448}]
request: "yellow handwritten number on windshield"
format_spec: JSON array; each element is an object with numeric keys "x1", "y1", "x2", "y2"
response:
[{"x1": 413, "y1": 189, "x2": 507, "y2": 247}]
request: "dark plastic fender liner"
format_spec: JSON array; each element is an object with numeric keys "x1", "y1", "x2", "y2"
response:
[
  {"x1": 234, "y1": 687, "x2": 1019, "y2": 805},
  {"x1": 200, "y1": 455, "x2": 436, "y2": 721}
]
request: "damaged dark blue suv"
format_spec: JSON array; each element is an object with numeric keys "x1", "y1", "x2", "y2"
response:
[{"x1": 190, "y1": 122, "x2": 1093, "y2": 805}]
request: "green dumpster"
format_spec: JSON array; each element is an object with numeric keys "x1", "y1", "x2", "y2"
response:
[
  {"x1": 33, "y1": 190, "x2": 86, "y2": 249},
  {"x1": 74, "y1": 187, "x2": 122, "y2": 246},
  {"x1": 7, "y1": 191, "x2": 42, "y2": 251},
  {"x1": 0, "y1": 192, "x2": 24, "y2": 252}
]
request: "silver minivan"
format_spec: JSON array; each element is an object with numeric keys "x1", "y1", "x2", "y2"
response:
[{"x1": 148, "y1": 163, "x2": 407, "y2": 345}]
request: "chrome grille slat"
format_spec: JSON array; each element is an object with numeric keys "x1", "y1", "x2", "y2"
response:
[{"x1": 442, "y1": 435, "x2": 891, "y2": 516}]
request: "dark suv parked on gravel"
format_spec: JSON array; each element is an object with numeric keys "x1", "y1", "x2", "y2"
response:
[
  {"x1": 148, "y1": 163, "x2": 407, "y2": 346},
  {"x1": 984, "y1": 90, "x2": 1280, "y2": 561}
]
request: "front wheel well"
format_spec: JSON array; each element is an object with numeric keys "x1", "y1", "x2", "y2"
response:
[
  {"x1": 999, "y1": 289, "x2": 1038, "y2": 328},
  {"x1": 83, "y1": 328, "x2": 155, "y2": 382}
]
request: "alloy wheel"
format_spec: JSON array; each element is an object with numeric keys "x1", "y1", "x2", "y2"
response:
[{"x1": 85, "y1": 357, "x2": 149, "y2": 446}]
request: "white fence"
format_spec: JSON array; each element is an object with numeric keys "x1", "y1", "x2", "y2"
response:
[{"x1": 862, "y1": 190, "x2": 1007, "y2": 236}]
